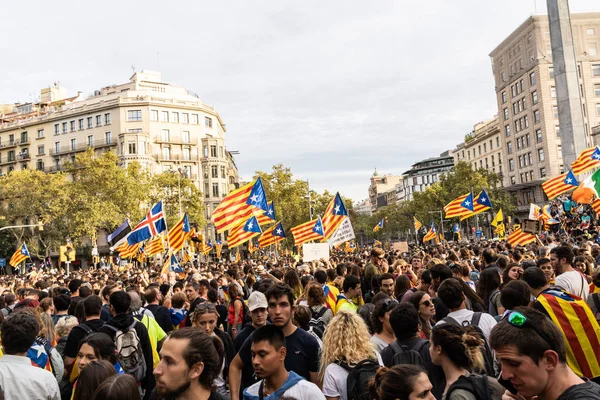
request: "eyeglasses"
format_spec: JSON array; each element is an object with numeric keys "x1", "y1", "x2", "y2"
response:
[
  {"x1": 196, "y1": 302, "x2": 217, "y2": 311},
  {"x1": 505, "y1": 311, "x2": 555, "y2": 349},
  {"x1": 419, "y1": 300, "x2": 432, "y2": 307}
]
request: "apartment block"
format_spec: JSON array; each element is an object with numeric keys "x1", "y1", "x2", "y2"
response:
[
  {"x1": 453, "y1": 117, "x2": 503, "y2": 178},
  {"x1": 396, "y1": 151, "x2": 454, "y2": 203}
]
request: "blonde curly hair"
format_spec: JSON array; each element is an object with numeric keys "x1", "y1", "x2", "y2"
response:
[{"x1": 319, "y1": 311, "x2": 378, "y2": 379}]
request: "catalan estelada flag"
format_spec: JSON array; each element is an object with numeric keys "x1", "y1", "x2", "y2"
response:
[
  {"x1": 542, "y1": 171, "x2": 578, "y2": 200},
  {"x1": 373, "y1": 218, "x2": 385, "y2": 232},
  {"x1": 256, "y1": 201, "x2": 276, "y2": 226},
  {"x1": 161, "y1": 252, "x2": 183, "y2": 274},
  {"x1": 215, "y1": 240, "x2": 223, "y2": 259},
  {"x1": 258, "y1": 222, "x2": 286, "y2": 248},
  {"x1": 413, "y1": 217, "x2": 422, "y2": 231},
  {"x1": 507, "y1": 227, "x2": 536, "y2": 246},
  {"x1": 460, "y1": 190, "x2": 492, "y2": 220},
  {"x1": 144, "y1": 236, "x2": 164, "y2": 257},
  {"x1": 536, "y1": 288, "x2": 600, "y2": 379},
  {"x1": 116, "y1": 242, "x2": 140, "y2": 259},
  {"x1": 324, "y1": 283, "x2": 340, "y2": 313},
  {"x1": 212, "y1": 178, "x2": 269, "y2": 233},
  {"x1": 571, "y1": 146, "x2": 600, "y2": 175},
  {"x1": 227, "y1": 216, "x2": 262, "y2": 248},
  {"x1": 373, "y1": 239, "x2": 382, "y2": 247},
  {"x1": 247, "y1": 240, "x2": 257, "y2": 254},
  {"x1": 9, "y1": 244, "x2": 30, "y2": 267},
  {"x1": 423, "y1": 223, "x2": 436, "y2": 242},
  {"x1": 444, "y1": 193, "x2": 474, "y2": 218},
  {"x1": 290, "y1": 217, "x2": 324, "y2": 247},
  {"x1": 321, "y1": 193, "x2": 348, "y2": 240},
  {"x1": 168, "y1": 214, "x2": 190, "y2": 252}
]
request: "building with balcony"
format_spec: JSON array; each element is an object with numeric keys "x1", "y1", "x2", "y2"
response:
[
  {"x1": 0, "y1": 70, "x2": 239, "y2": 240},
  {"x1": 396, "y1": 151, "x2": 454, "y2": 202},
  {"x1": 452, "y1": 117, "x2": 504, "y2": 178},
  {"x1": 368, "y1": 172, "x2": 402, "y2": 213}
]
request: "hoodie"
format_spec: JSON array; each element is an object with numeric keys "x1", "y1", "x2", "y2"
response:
[{"x1": 99, "y1": 313, "x2": 155, "y2": 399}]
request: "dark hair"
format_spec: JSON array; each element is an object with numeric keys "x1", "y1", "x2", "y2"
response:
[
  {"x1": 256, "y1": 278, "x2": 275, "y2": 294},
  {"x1": 430, "y1": 264, "x2": 452, "y2": 282},
  {"x1": 536, "y1": 258, "x2": 551, "y2": 268},
  {"x1": 371, "y1": 299, "x2": 397, "y2": 334},
  {"x1": 326, "y1": 268, "x2": 336, "y2": 282},
  {"x1": 379, "y1": 273, "x2": 394, "y2": 285},
  {"x1": 252, "y1": 324, "x2": 286, "y2": 350},
  {"x1": 306, "y1": 283, "x2": 326, "y2": 307},
  {"x1": 143, "y1": 288, "x2": 158, "y2": 304},
  {"x1": 500, "y1": 280, "x2": 531, "y2": 310},
  {"x1": 101, "y1": 283, "x2": 119, "y2": 301},
  {"x1": 550, "y1": 246, "x2": 574, "y2": 265},
  {"x1": 83, "y1": 295, "x2": 103, "y2": 317},
  {"x1": 490, "y1": 307, "x2": 567, "y2": 364},
  {"x1": 482, "y1": 249, "x2": 496, "y2": 264},
  {"x1": 293, "y1": 305, "x2": 311, "y2": 331},
  {"x1": 394, "y1": 275, "x2": 411, "y2": 299},
  {"x1": 79, "y1": 286, "x2": 92, "y2": 298},
  {"x1": 389, "y1": 303, "x2": 419, "y2": 341},
  {"x1": 109, "y1": 291, "x2": 131, "y2": 314},
  {"x1": 265, "y1": 283, "x2": 295, "y2": 306},
  {"x1": 167, "y1": 328, "x2": 222, "y2": 388},
  {"x1": 421, "y1": 269, "x2": 431, "y2": 285},
  {"x1": 186, "y1": 281, "x2": 200, "y2": 292},
  {"x1": 336, "y1": 264, "x2": 347, "y2": 277},
  {"x1": 314, "y1": 270, "x2": 327, "y2": 285},
  {"x1": 358, "y1": 304, "x2": 376, "y2": 334},
  {"x1": 68, "y1": 279, "x2": 82, "y2": 294},
  {"x1": 73, "y1": 360, "x2": 116, "y2": 400},
  {"x1": 343, "y1": 275, "x2": 360, "y2": 293},
  {"x1": 476, "y1": 268, "x2": 501, "y2": 306},
  {"x1": 437, "y1": 278, "x2": 465, "y2": 310},
  {"x1": 207, "y1": 288, "x2": 218, "y2": 303},
  {"x1": 92, "y1": 374, "x2": 139, "y2": 400},
  {"x1": 368, "y1": 365, "x2": 426, "y2": 400},
  {"x1": 53, "y1": 294, "x2": 71, "y2": 312},
  {"x1": 78, "y1": 333, "x2": 118, "y2": 364},
  {"x1": 1, "y1": 311, "x2": 40, "y2": 354},
  {"x1": 431, "y1": 323, "x2": 483, "y2": 371},
  {"x1": 502, "y1": 263, "x2": 521, "y2": 283},
  {"x1": 523, "y1": 267, "x2": 547, "y2": 290},
  {"x1": 407, "y1": 291, "x2": 431, "y2": 338}
]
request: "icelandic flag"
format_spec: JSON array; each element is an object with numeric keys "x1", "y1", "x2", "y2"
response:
[{"x1": 127, "y1": 201, "x2": 167, "y2": 245}]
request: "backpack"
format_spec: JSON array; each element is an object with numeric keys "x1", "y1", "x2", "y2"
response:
[
  {"x1": 105, "y1": 321, "x2": 147, "y2": 382},
  {"x1": 2, "y1": 306, "x2": 12, "y2": 316},
  {"x1": 445, "y1": 374, "x2": 491, "y2": 400},
  {"x1": 441, "y1": 313, "x2": 497, "y2": 376},
  {"x1": 339, "y1": 359, "x2": 380, "y2": 400},
  {"x1": 488, "y1": 289, "x2": 501, "y2": 316},
  {"x1": 389, "y1": 340, "x2": 427, "y2": 368},
  {"x1": 308, "y1": 307, "x2": 327, "y2": 339},
  {"x1": 591, "y1": 293, "x2": 600, "y2": 323}
]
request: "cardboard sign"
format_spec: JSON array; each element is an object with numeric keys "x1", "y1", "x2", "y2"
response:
[
  {"x1": 391, "y1": 241, "x2": 408, "y2": 252},
  {"x1": 302, "y1": 243, "x2": 330, "y2": 262},
  {"x1": 328, "y1": 217, "x2": 356, "y2": 247}
]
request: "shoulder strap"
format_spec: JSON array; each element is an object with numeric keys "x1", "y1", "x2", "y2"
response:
[
  {"x1": 104, "y1": 324, "x2": 120, "y2": 333},
  {"x1": 471, "y1": 312, "x2": 482, "y2": 327},
  {"x1": 592, "y1": 293, "x2": 600, "y2": 311},
  {"x1": 441, "y1": 316, "x2": 459, "y2": 326},
  {"x1": 390, "y1": 341, "x2": 402, "y2": 354},
  {"x1": 76, "y1": 323, "x2": 94, "y2": 335},
  {"x1": 316, "y1": 307, "x2": 327, "y2": 318},
  {"x1": 258, "y1": 379, "x2": 265, "y2": 400}
]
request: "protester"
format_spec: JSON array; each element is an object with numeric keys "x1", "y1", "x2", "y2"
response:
[
  {"x1": 93, "y1": 374, "x2": 141, "y2": 400},
  {"x1": 73, "y1": 359, "x2": 117, "y2": 400},
  {"x1": 370, "y1": 298, "x2": 397, "y2": 351},
  {"x1": 550, "y1": 246, "x2": 590, "y2": 299},
  {"x1": 369, "y1": 365, "x2": 436, "y2": 400},
  {"x1": 335, "y1": 275, "x2": 362, "y2": 313},
  {"x1": 144, "y1": 288, "x2": 173, "y2": 334},
  {"x1": 407, "y1": 291, "x2": 436, "y2": 339},
  {"x1": 233, "y1": 291, "x2": 269, "y2": 352}
]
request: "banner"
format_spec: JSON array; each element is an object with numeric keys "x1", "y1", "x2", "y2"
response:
[
  {"x1": 327, "y1": 217, "x2": 356, "y2": 248},
  {"x1": 302, "y1": 243, "x2": 330, "y2": 262}
]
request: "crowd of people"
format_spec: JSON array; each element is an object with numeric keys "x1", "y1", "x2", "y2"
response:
[{"x1": 1, "y1": 232, "x2": 600, "y2": 399}]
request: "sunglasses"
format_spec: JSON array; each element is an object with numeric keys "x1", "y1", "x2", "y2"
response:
[
  {"x1": 505, "y1": 311, "x2": 554, "y2": 349},
  {"x1": 383, "y1": 298, "x2": 399, "y2": 309},
  {"x1": 196, "y1": 302, "x2": 217, "y2": 312},
  {"x1": 420, "y1": 300, "x2": 432, "y2": 307}
]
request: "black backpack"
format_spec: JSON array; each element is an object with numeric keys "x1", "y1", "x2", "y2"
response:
[
  {"x1": 591, "y1": 292, "x2": 600, "y2": 323},
  {"x1": 445, "y1": 374, "x2": 491, "y2": 400},
  {"x1": 441, "y1": 312, "x2": 497, "y2": 376},
  {"x1": 339, "y1": 359, "x2": 380, "y2": 400},
  {"x1": 389, "y1": 340, "x2": 427, "y2": 368},
  {"x1": 308, "y1": 307, "x2": 327, "y2": 339}
]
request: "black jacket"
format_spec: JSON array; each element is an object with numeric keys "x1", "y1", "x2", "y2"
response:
[
  {"x1": 214, "y1": 327, "x2": 235, "y2": 384},
  {"x1": 146, "y1": 304, "x2": 173, "y2": 333},
  {"x1": 99, "y1": 313, "x2": 156, "y2": 398}
]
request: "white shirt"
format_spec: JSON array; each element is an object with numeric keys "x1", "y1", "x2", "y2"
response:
[
  {"x1": 0, "y1": 354, "x2": 60, "y2": 400},
  {"x1": 322, "y1": 355, "x2": 384, "y2": 400},
  {"x1": 244, "y1": 378, "x2": 325, "y2": 400},
  {"x1": 555, "y1": 270, "x2": 589, "y2": 300},
  {"x1": 435, "y1": 308, "x2": 497, "y2": 341}
]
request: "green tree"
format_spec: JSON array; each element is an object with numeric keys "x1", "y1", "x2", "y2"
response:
[{"x1": 148, "y1": 171, "x2": 206, "y2": 228}]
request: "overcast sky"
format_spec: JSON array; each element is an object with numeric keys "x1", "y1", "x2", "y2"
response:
[{"x1": 2, "y1": 0, "x2": 599, "y2": 203}]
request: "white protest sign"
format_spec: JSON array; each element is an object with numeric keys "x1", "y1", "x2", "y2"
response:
[
  {"x1": 302, "y1": 243, "x2": 330, "y2": 262},
  {"x1": 328, "y1": 217, "x2": 356, "y2": 248}
]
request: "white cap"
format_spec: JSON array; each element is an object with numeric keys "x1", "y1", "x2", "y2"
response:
[{"x1": 248, "y1": 291, "x2": 268, "y2": 312}]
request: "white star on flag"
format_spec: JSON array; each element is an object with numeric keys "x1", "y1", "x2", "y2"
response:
[
  {"x1": 593, "y1": 154, "x2": 600, "y2": 160},
  {"x1": 315, "y1": 225, "x2": 321, "y2": 232},
  {"x1": 480, "y1": 197, "x2": 487, "y2": 203},
  {"x1": 334, "y1": 205, "x2": 341, "y2": 213},
  {"x1": 250, "y1": 194, "x2": 259, "y2": 203},
  {"x1": 247, "y1": 222, "x2": 254, "y2": 229},
  {"x1": 465, "y1": 201, "x2": 471, "y2": 206},
  {"x1": 276, "y1": 228, "x2": 282, "y2": 235},
  {"x1": 566, "y1": 178, "x2": 572, "y2": 183},
  {"x1": 267, "y1": 209, "x2": 273, "y2": 215},
  {"x1": 31, "y1": 344, "x2": 44, "y2": 358}
]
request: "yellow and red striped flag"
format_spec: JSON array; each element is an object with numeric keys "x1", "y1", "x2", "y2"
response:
[
  {"x1": 444, "y1": 193, "x2": 474, "y2": 218},
  {"x1": 144, "y1": 236, "x2": 164, "y2": 257},
  {"x1": 116, "y1": 242, "x2": 140, "y2": 259},
  {"x1": 460, "y1": 190, "x2": 492, "y2": 220},
  {"x1": 234, "y1": 251, "x2": 240, "y2": 263},
  {"x1": 168, "y1": 214, "x2": 190, "y2": 252},
  {"x1": 258, "y1": 222, "x2": 286, "y2": 248},
  {"x1": 507, "y1": 227, "x2": 536, "y2": 246},
  {"x1": 413, "y1": 217, "x2": 422, "y2": 231},
  {"x1": 255, "y1": 201, "x2": 276, "y2": 226},
  {"x1": 423, "y1": 223, "x2": 436, "y2": 242},
  {"x1": 571, "y1": 146, "x2": 600, "y2": 175},
  {"x1": 290, "y1": 217, "x2": 324, "y2": 247},
  {"x1": 542, "y1": 171, "x2": 579, "y2": 200},
  {"x1": 212, "y1": 178, "x2": 268, "y2": 233},
  {"x1": 321, "y1": 193, "x2": 348, "y2": 240},
  {"x1": 9, "y1": 244, "x2": 30, "y2": 267},
  {"x1": 592, "y1": 199, "x2": 600, "y2": 214},
  {"x1": 248, "y1": 240, "x2": 257, "y2": 254},
  {"x1": 215, "y1": 240, "x2": 223, "y2": 258},
  {"x1": 227, "y1": 216, "x2": 262, "y2": 248}
]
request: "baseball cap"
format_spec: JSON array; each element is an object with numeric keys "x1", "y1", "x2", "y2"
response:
[{"x1": 248, "y1": 291, "x2": 268, "y2": 312}]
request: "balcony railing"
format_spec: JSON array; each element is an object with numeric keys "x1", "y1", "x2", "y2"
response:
[
  {"x1": 153, "y1": 154, "x2": 200, "y2": 162},
  {"x1": 49, "y1": 139, "x2": 116, "y2": 156},
  {"x1": 154, "y1": 135, "x2": 194, "y2": 145},
  {"x1": 0, "y1": 158, "x2": 17, "y2": 166}
]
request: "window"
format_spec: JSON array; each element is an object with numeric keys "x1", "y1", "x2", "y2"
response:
[
  {"x1": 128, "y1": 141, "x2": 137, "y2": 154},
  {"x1": 105, "y1": 113, "x2": 111, "y2": 125},
  {"x1": 212, "y1": 183, "x2": 219, "y2": 197},
  {"x1": 524, "y1": 115, "x2": 529, "y2": 128},
  {"x1": 219, "y1": 146, "x2": 224, "y2": 158},
  {"x1": 151, "y1": 110, "x2": 159, "y2": 121},
  {"x1": 510, "y1": 176, "x2": 516, "y2": 184},
  {"x1": 105, "y1": 131, "x2": 112, "y2": 144},
  {"x1": 71, "y1": 139, "x2": 76, "y2": 151},
  {"x1": 530, "y1": 71, "x2": 536, "y2": 86},
  {"x1": 183, "y1": 148, "x2": 191, "y2": 160},
  {"x1": 588, "y1": 28, "x2": 596, "y2": 36},
  {"x1": 211, "y1": 165, "x2": 218, "y2": 178},
  {"x1": 221, "y1": 166, "x2": 226, "y2": 178},
  {"x1": 162, "y1": 147, "x2": 171, "y2": 160},
  {"x1": 139, "y1": 141, "x2": 147, "y2": 155},
  {"x1": 55, "y1": 142, "x2": 60, "y2": 153},
  {"x1": 62, "y1": 122, "x2": 68, "y2": 133},
  {"x1": 70, "y1": 121, "x2": 76, "y2": 132},
  {"x1": 496, "y1": 137, "x2": 500, "y2": 147},
  {"x1": 540, "y1": 167, "x2": 546, "y2": 178},
  {"x1": 536, "y1": 128, "x2": 543, "y2": 142},
  {"x1": 87, "y1": 117, "x2": 93, "y2": 128},
  {"x1": 549, "y1": 67, "x2": 555, "y2": 78},
  {"x1": 553, "y1": 105, "x2": 558, "y2": 118},
  {"x1": 505, "y1": 125, "x2": 511, "y2": 137},
  {"x1": 597, "y1": 103, "x2": 600, "y2": 116},
  {"x1": 555, "y1": 125, "x2": 561, "y2": 137},
  {"x1": 517, "y1": 137, "x2": 521, "y2": 150},
  {"x1": 526, "y1": 134, "x2": 530, "y2": 146},
  {"x1": 78, "y1": 119, "x2": 84, "y2": 130},
  {"x1": 38, "y1": 145, "x2": 45, "y2": 155},
  {"x1": 54, "y1": 124, "x2": 59, "y2": 135},
  {"x1": 95, "y1": 115, "x2": 101, "y2": 127},
  {"x1": 538, "y1": 148, "x2": 545, "y2": 161},
  {"x1": 593, "y1": 64, "x2": 600, "y2": 76},
  {"x1": 532, "y1": 91, "x2": 538, "y2": 105},
  {"x1": 502, "y1": 91, "x2": 507, "y2": 103},
  {"x1": 161, "y1": 129, "x2": 170, "y2": 142},
  {"x1": 37, "y1": 129, "x2": 44, "y2": 138},
  {"x1": 519, "y1": 155, "x2": 524, "y2": 168},
  {"x1": 550, "y1": 86, "x2": 556, "y2": 98},
  {"x1": 205, "y1": 183, "x2": 210, "y2": 198},
  {"x1": 210, "y1": 145, "x2": 217, "y2": 157},
  {"x1": 191, "y1": 114, "x2": 199, "y2": 124},
  {"x1": 182, "y1": 113, "x2": 189, "y2": 124},
  {"x1": 504, "y1": 108, "x2": 509, "y2": 120},
  {"x1": 507, "y1": 141, "x2": 513, "y2": 154},
  {"x1": 172, "y1": 112, "x2": 179, "y2": 123},
  {"x1": 222, "y1": 183, "x2": 227, "y2": 197},
  {"x1": 161, "y1": 111, "x2": 169, "y2": 122},
  {"x1": 182, "y1": 131, "x2": 190, "y2": 143},
  {"x1": 203, "y1": 145, "x2": 208, "y2": 158},
  {"x1": 534, "y1": 109, "x2": 541, "y2": 123},
  {"x1": 478, "y1": 145, "x2": 481, "y2": 155},
  {"x1": 205, "y1": 117, "x2": 212, "y2": 128},
  {"x1": 127, "y1": 110, "x2": 141, "y2": 121},
  {"x1": 36, "y1": 160, "x2": 44, "y2": 171}
]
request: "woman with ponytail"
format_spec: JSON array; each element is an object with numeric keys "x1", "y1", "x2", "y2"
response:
[
  {"x1": 368, "y1": 365, "x2": 435, "y2": 400},
  {"x1": 429, "y1": 324, "x2": 503, "y2": 399}
]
